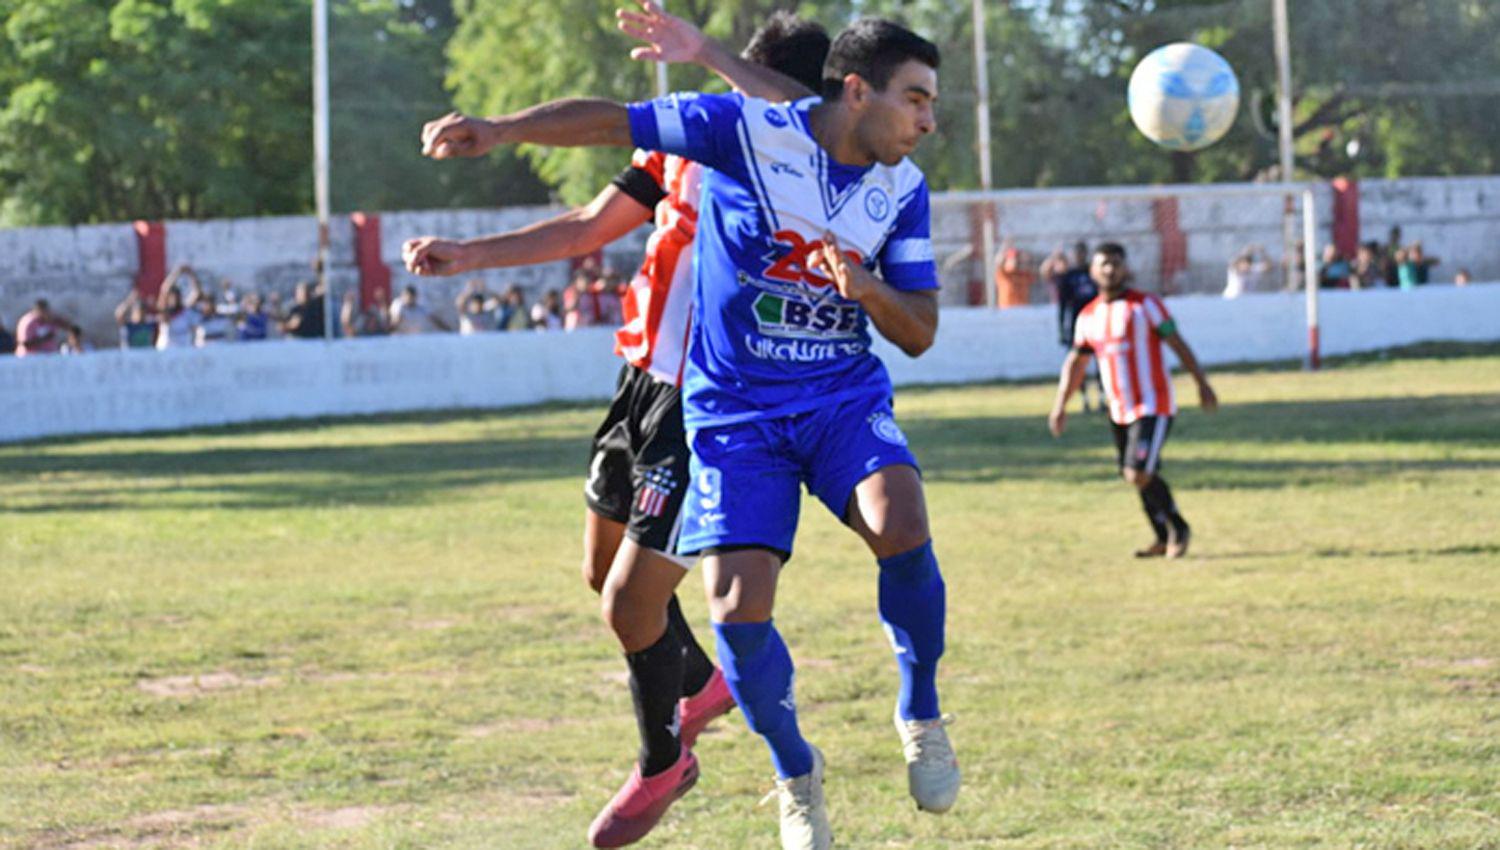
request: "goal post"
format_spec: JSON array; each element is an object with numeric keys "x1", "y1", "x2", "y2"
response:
[{"x1": 932, "y1": 181, "x2": 1323, "y2": 370}]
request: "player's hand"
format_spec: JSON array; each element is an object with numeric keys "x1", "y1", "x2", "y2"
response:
[
  {"x1": 617, "y1": 0, "x2": 707, "y2": 65},
  {"x1": 421, "y1": 112, "x2": 499, "y2": 159},
  {"x1": 1198, "y1": 381, "x2": 1219, "y2": 412},
  {"x1": 808, "y1": 231, "x2": 875, "y2": 302},
  {"x1": 1048, "y1": 407, "x2": 1067, "y2": 437},
  {"x1": 402, "y1": 237, "x2": 474, "y2": 277}
]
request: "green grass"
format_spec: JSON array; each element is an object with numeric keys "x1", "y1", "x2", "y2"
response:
[{"x1": 2, "y1": 349, "x2": 1498, "y2": 849}]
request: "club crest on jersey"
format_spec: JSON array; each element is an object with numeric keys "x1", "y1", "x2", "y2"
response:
[
  {"x1": 864, "y1": 187, "x2": 891, "y2": 222},
  {"x1": 869, "y1": 412, "x2": 908, "y2": 446},
  {"x1": 763, "y1": 108, "x2": 788, "y2": 128}
]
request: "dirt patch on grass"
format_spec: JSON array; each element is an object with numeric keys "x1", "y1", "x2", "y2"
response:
[
  {"x1": 31, "y1": 804, "x2": 250, "y2": 849},
  {"x1": 298, "y1": 805, "x2": 389, "y2": 829},
  {"x1": 136, "y1": 671, "x2": 279, "y2": 698}
]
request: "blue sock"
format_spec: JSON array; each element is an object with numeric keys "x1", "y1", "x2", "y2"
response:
[
  {"x1": 878, "y1": 541, "x2": 946, "y2": 721},
  {"x1": 713, "y1": 620, "x2": 813, "y2": 779}
]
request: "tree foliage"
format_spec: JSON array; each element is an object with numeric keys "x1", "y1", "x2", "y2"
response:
[{"x1": 3, "y1": 0, "x2": 1499, "y2": 226}]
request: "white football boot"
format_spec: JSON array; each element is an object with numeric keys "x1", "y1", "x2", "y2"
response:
[
  {"x1": 894, "y1": 712, "x2": 960, "y2": 813},
  {"x1": 767, "y1": 744, "x2": 832, "y2": 850}
]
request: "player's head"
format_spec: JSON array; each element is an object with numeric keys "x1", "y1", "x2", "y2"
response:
[
  {"x1": 742, "y1": 12, "x2": 829, "y2": 94},
  {"x1": 1091, "y1": 243, "x2": 1129, "y2": 294},
  {"x1": 823, "y1": 19, "x2": 940, "y2": 166}
]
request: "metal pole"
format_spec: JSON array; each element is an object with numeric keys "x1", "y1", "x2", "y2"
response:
[
  {"x1": 654, "y1": 0, "x2": 669, "y2": 97},
  {"x1": 971, "y1": 0, "x2": 996, "y2": 307},
  {"x1": 313, "y1": 0, "x2": 333, "y2": 339},
  {"x1": 1302, "y1": 188, "x2": 1320, "y2": 370},
  {"x1": 1272, "y1": 0, "x2": 1298, "y2": 291}
]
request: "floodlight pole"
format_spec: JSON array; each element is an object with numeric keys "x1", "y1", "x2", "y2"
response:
[
  {"x1": 1272, "y1": 0, "x2": 1298, "y2": 292},
  {"x1": 972, "y1": 0, "x2": 996, "y2": 307},
  {"x1": 313, "y1": 0, "x2": 333, "y2": 339}
]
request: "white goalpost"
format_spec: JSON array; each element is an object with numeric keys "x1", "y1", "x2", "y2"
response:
[{"x1": 932, "y1": 181, "x2": 1324, "y2": 370}]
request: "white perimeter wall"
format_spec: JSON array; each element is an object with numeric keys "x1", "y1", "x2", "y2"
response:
[{"x1": 3, "y1": 284, "x2": 1497, "y2": 444}]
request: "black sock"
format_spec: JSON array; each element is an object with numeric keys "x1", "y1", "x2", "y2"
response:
[
  {"x1": 626, "y1": 627, "x2": 685, "y2": 776},
  {"x1": 1144, "y1": 477, "x2": 1188, "y2": 536},
  {"x1": 667, "y1": 595, "x2": 714, "y2": 697},
  {"x1": 1138, "y1": 488, "x2": 1169, "y2": 542}
]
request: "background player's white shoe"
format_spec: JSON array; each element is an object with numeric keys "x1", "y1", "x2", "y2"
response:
[
  {"x1": 894, "y1": 712, "x2": 960, "y2": 813},
  {"x1": 766, "y1": 744, "x2": 831, "y2": 850}
]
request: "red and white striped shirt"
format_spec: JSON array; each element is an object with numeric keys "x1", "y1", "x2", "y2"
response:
[
  {"x1": 614, "y1": 150, "x2": 699, "y2": 387},
  {"x1": 1074, "y1": 289, "x2": 1178, "y2": 424}
]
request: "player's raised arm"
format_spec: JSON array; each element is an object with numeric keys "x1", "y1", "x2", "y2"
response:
[
  {"x1": 617, "y1": 1, "x2": 816, "y2": 102},
  {"x1": 421, "y1": 98, "x2": 633, "y2": 160},
  {"x1": 403, "y1": 185, "x2": 652, "y2": 277}
]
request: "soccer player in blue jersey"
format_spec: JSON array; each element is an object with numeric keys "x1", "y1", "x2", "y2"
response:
[{"x1": 422, "y1": 18, "x2": 956, "y2": 849}]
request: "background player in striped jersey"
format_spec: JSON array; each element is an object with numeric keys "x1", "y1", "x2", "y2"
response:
[
  {"x1": 402, "y1": 6, "x2": 827, "y2": 846},
  {"x1": 1048, "y1": 243, "x2": 1218, "y2": 558}
]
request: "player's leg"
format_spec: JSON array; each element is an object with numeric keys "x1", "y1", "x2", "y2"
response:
[
  {"x1": 587, "y1": 371, "x2": 729, "y2": 848},
  {"x1": 704, "y1": 548, "x2": 830, "y2": 850},
  {"x1": 681, "y1": 422, "x2": 829, "y2": 849},
  {"x1": 582, "y1": 509, "x2": 626, "y2": 593},
  {"x1": 1120, "y1": 417, "x2": 1188, "y2": 557},
  {"x1": 806, "y1": 399, "x2": 958, "y2": 814}
]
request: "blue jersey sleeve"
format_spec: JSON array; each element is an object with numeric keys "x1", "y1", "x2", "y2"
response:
[
  {"x1": 627, "y1": 92, "x2": 745, "y2": 174},
  {"x1": 877, "y1": 180, "x2": 939, "y2": 292}
]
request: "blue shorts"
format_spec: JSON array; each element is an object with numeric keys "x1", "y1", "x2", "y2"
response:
[{"x1": 677, "y1": 393, "x2": 920, "y2": 560}]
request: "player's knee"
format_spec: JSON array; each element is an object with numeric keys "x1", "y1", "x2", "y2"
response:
[
  {"x1": 869, "y1": 518, "x2": 931, "y2": 561},
  {"x1": 1122, "y1": 468, "x2": 1152, "y2": 489}
]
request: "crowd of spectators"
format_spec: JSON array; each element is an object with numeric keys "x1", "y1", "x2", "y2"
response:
[
  {"x1": 1, "y1": 260, "x2": 630, "y2": 358},
  {"x1": 1226, "y1": 227, "x2": 1471, "y2": 298}
]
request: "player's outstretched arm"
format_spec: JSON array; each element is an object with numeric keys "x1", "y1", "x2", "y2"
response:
[
  {"x1": 1163, "y1": 332, "x2": 1218, "y2": 411},
  {"x1": 1049, "y1": 349, "x2": 1090, "y2": 436},
  {"x1": 403, "y1": 186, "x2": 652, "y2": 277},
  {"x1": 616, "y1": 0, "x2": 814, "y2": 102},
  {"x1": 422, "y1": 99, "x2": 632, "y2": 161},
  {"x1": 809, "y1": 232, "x2": 937, "y2": 357}
]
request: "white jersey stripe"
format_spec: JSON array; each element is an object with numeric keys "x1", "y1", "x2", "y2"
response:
[
  {"x1": 655, "y1": 102, "x2": 687, "y2": 151},
  {"x1": 886, "y1": 238, "x2": 934, "y2": 264}
]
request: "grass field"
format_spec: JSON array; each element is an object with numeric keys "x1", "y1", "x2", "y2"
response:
[{"x1": 2, "y1": 347, "x2": 1498, "y2": 849}]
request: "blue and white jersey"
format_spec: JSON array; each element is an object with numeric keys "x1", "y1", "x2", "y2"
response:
[{"x1": 627, "y1": 92, "x2": 939, "y2": 428}]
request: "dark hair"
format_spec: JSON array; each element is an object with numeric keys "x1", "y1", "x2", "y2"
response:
[
  {"x1": 1094, "y1": 242, "x2": 1128, "y2": 261},
  {"x1": 34, "y1": 298, "x2": 49, "y2": 310},
  {"x1": 742, "y1": 12, "x2": 830, "y2": 95},
  {"x1": 822, "y1": 19, "x2": 940, "y2": 100}
]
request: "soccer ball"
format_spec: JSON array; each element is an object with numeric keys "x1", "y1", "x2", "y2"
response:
[{"x1": 1127, "y1": 43, "x2": 1240, "y2": 152}]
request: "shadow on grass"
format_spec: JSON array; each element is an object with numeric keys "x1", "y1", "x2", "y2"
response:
[{"x1": 3, "y1": 387, "x2": 1495, "y2": 513}]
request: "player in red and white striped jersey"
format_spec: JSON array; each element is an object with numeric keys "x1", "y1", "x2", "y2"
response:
[
  {"x1": 1049, "y1": 243, "x2": 1218, "y2": 559},
  {"x1": 402, "y1": 7, "x2": 828, "y2": 846}
]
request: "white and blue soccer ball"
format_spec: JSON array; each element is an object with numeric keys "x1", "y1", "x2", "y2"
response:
[{"x1": 1127, "y1": 43, "x2": 1240, "y2": 152}]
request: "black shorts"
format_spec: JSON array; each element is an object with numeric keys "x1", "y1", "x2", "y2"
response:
[
  {"x1": 585, "y1": 363, "x2": 689, "y2": 555},
  {"x1": 1111, "y1": 415, "x2": 1173, "y2": 474}
]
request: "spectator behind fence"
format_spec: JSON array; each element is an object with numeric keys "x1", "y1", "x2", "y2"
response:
[
  {"x1": 155, "y1": 283, "x2": 200, "y2": 350},
  {"x1": 1055, "y1": 241, "x2": 1097, "y2": 344},
  {"x1": 340, "y1": 290, "x2": 390, "y2": 338},
  {"x1": 595, "y1": 270, "x2": 625, "y2": 327},
  {"x1": 15, "y1": 299, "x2": 74, "y2": 357},
  {"x1": 0, "y1": 313, "x2": 15, "y2": 355},
  {"x1": 389, "y1": 285, "x2": 449, "y2": 334},
  {"x1": 238, "y1": 293, "x2": 271, "y2": 341},
  {"x1": 1397, "y1": 241, "x2": 1440, "y2": 289},
  {"x1": 114, "y1": 291, "x2": 157, "y2": 349},
  {"x1": 531, "y1": 289, "x2": 562, "y2": 331},
  {"x1": 195, "y1": 298, "x2": 235, "y2": 346},
  {"x1": 563, "y1": 270, "x2": 600, "y2": 330},
  {"x1": 282, "y1": 281, "x2": 327, "y2": 339},
  {"x1": 1349, "y1": 242, "x2": 1386, "y2": 289},
  {"x1": 496, "y1": 285, "x2": 529, "y2": 331},
  {"x1": 455, "y1": 279, "x2": 501, "y2": 334},
  {"x1": 1317, "y1": 244, "x2": 1351, "y2": 289},
  {"x1": 61, "y1": 325, "x2": 90, "y2": 354},
  {"x1": 1223, "y1": 244, "x2": 1273, "y2": 299},
  {"x1": 993, "y1": 240, "x2": 1036, "y2": 308}
]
